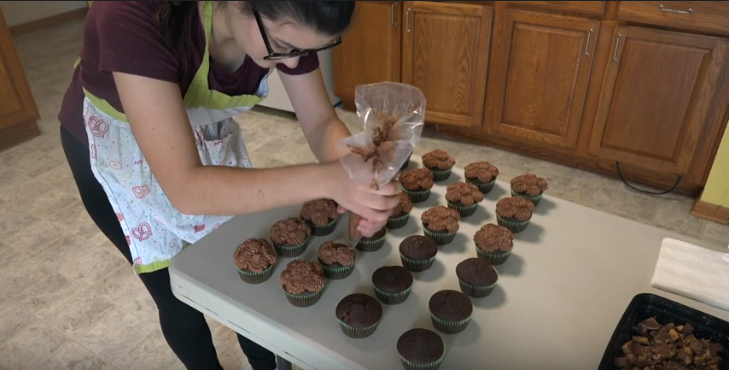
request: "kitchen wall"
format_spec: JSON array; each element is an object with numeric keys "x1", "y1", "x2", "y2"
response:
[
  {"x1": 2, "y1": 1, "x2": 87, "y2": 27},
  {"x1": 701, "y1": 124, "x2": 729, "y2": 207}
]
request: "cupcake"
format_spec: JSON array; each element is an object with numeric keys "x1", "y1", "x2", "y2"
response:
[
  {"x1": 279, "y1": 260, "x2": 326, "y2": 307},
  {"x1": 422, "y1": 149, "x2": 455, "y2": 182},
  {"x1": 473, "y1": 223, "x2": 514, "y2": 265},
  {"x1": 400, "y1": 152, "x2": 413, "y2": 171},
  {"x1": 420, "y1": 206, "x2": 460, "y2": 245},
  {"x1": 510, "y1": 174, "x2": 548, "y2": 206},
  {"x1": 456, "y1": 258, "x2": 498, "y2": 298},
  {"x1": 445, "y1": 182, "x2": 484, "y2": 217},
  {"x1": 233, "y1": 238, "x2": 277, "y2": 284},
  {"x1": 356, "y1": 227, "x2": 387, "y2": 252},
  {"x1": 399, "y1": 235, "x2": 438, "y2": 272},
  {"x1": 495, "y1": 197, "x2": 535, "y2": 233},
  {"x1": 397, "y1": 329, "x2": 446, "y2": 370},
  {"x1": 335, "y1": 293, "x2": 383, "y2": 338},
  {"x1": 428, "y1": 290, "x2": 473, "y2": 334},
  {"x1": 270, "y1": 217, "x2": 312, "y2": 257},
  {"x1": 300, "y1": 199, "x2": 340, "y2": 236},
  {"x1": 387, "y1": 192, "x2": 413, "y2": 230},
  {"x1": 464, "y1": 161, "x2": 500, "y2": 193},
  {"x1": 399, "y1": 168, "x2": 434, "y2": 203},
  {"x1": 318, "y1": 241, "x2": 356, "y2": 279},
  {"x1": 372, "y1": 266, "x2": 413, "y2": 304}
]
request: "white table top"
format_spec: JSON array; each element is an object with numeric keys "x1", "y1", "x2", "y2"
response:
[{"x1": 169, "y1": 156, "x2": 729, "y2": 370}]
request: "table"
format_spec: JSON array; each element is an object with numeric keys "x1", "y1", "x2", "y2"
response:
[{"x1": 169, "y1": 156, "x2": 729, "y2": 370}]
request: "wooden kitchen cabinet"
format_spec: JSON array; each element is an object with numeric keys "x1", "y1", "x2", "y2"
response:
[{"x1": 0, "y1": 8, "x2": 40, "y2": 151}]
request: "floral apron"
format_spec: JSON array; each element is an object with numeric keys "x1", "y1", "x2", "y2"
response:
[{"x1": 78, "y1": 1, "x2": 272, "y2": 274}]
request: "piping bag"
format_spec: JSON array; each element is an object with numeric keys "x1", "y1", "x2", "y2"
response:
[{"x1": 336, "y1": 82, "x2": 426, "y2": 247}]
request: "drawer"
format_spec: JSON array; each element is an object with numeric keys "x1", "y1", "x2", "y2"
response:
[
  {"x1": 618, "y1": 2, "x2": 729, "y2": 35},
  {"x1": 512, "y1": 1, "x2": 605, "y2": 15}
]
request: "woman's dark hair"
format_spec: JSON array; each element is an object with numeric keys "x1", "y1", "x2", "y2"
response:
[{"x1": 156, "y1": 1, "x2": 356, "y2": 53}]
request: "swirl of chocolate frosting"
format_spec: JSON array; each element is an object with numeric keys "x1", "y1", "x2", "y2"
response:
[
  {"x1": 300, "y1": 199, "x2": 339, "y2": 227},
  {"x1": 392, "y1": 192, "x2": 414, "y2": 216},
  {"x1": 473, "y1": 223, "x2": 514, "y2": 253},
  {"x1": 445, "y1": 182, "x2": 484, "y2": 206},
  {"x1": 510, "y1": 174, "x2": 548, "y2": 196},
  {"x1": 399, "y1": 168, "x2": 434, "y2": 191},
  {"x1": 422, "y1": 149, "x2": 456, "y2": 170},
  {"x1": 464, "y1": 162, "x2": 499, "y2": 183},
  {"x1": 496, "y1": 197, "x2": 535, "y2": 221},
  {"x1": 317, "y1": 241, "x2": 355, "y2": 266},
  {"x1": 270, "y1": 217, "x2": 311, "y2": 246},
  {"x1": 279, "y1": 260, "x2": 325, "y2": 295},
  {"x1": 421, "y1": 205, "x2": 461, "y2": 233},
  {"x1": 233, "y1": 238, "x2": 277, "y2": 273}
]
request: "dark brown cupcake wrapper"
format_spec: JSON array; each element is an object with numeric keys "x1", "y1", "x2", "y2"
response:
[
  {"x1": 475, "y1": 249, "x2": 511, "y2": 265},
  {"x1": 283, "y1": 289, "x2": 324, "y2": 308},
  {"x1": 466, "y1": 178, "x2": 497, "y2": 194},
  {"x1": 427, "y1": 167, "x2": 452, "y2": 182},
  {"x1": 373, "y1": 286, "x2": 412, "y2": 305},
  {"x1": 320, "y1": 262, "x2": 355, "y2": 280},
  {"x1": 458, "y1": 279, "x2": 497, "y2": 298},
  {"x1": 496, "y1": 215, "x2": 530, "y2": 233},
  {"x1": 447, "y1": 202, "x2": 479, "y2": 218},
  {"x1": 401, "y1": 187, "x2": 431, "y2": 204},
  {"x1": 400, "y1": 254, "x2": 436, "y2": 272},
  {"x1": 400, "y1": 352, "x2": 446, "y2": 370},
  {"x1": 273, "y1": 238, "x2": 310, "y2": 258},
  {"x1": 387, "y1": 213, "x2": 411, "y2": 230},
  {"x1": 430, "y1": 313, "x2": 472, "y2": 334},
  {"x1": 309, "y1": 219, "x2": 338, "y2": 237},
  {"x1": 356, "y1": 235, "x2": 386, "y2": 252},
  {"x1": 236, "y1": 264, "x2": 275, "y2": 284},
  {"x1": 337, "y1": 320, "x2": 380, "y2": 339},
  {"x1": 510, "y1": 188, "x2": 543, "y2": 206},
  {"x1": 423, "y1": 228, "x2": 456, "y2": 246}
]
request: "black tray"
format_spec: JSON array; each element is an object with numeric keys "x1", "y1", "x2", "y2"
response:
[{"x1": 598, "y1": 293, "x2": 729, "y2": 370}]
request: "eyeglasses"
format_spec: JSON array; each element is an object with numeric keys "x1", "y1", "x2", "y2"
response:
[{"x1": 251, "y1": 7, "x2": 342, "y2": 61}]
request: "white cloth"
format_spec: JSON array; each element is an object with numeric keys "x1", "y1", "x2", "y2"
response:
[{"x1": 651, "y1": 237, "x2": 729, "y2": 312}]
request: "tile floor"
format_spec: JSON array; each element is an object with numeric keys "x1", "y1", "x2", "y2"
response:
[{"x1": 1, "y1": 19, "x2": 728, "y2": 370}]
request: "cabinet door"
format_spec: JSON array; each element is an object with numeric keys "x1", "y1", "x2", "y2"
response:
[
  {"x1": 401, "y1": 2, "x2": 492, "y2": 128},
  {"x1": 333, "y1": 2, "x2": 401, "y2": 102},
  {"x1": 485, "y1": 9, "x2": 598, "y2": 149},
  {"x1": 589, "y1": 26, "x2": 729, "y2": 175},
  {"x1": 0, "y1": 8, "x2": 38, "y2": 131}
]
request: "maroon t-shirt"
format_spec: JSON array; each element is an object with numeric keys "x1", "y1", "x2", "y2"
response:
[{"x1": 59, "y1": 1, "x2": 319, "y2": 144}]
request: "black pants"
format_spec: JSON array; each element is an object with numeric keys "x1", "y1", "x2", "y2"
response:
[{"x1": 60, "y1": 126, "x2": 277, "y2": 370}]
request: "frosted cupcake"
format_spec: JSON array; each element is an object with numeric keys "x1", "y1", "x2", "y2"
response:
[
  {"x1": 421, "y1": 206, "x2": 460, "y2": 245},
  {"x1": 445, "y1": 182, "x2": 484, "y2": 217},
  {"x1": 279, "y1": 260, "x2": 326, "y2": 307},
  {"x1": 233, "y1": 238, "x2": 277, "y2": 284},
  {"x1": 473, "y1": 223, "x2": 514, "y2": 265},
  {"x1": 387, "y1": 192, "x2": 413, "y2": 230},
  {"x1": 464, "y1": 161, "x2": 499, "y2": 193},
  {"x1": 495, "y1": 197, "x2": 534, "y2": 233},
  {"x1": 270, "y1": 217, "x2": 311, "y2": 257},
  {"x1": 300, "y1": 199, "x2": 340, "y2": 236},
  {"x1": 510, "y1": 174, "x2": 548, "y2": 206},
  {"x1": 318, "y1": 241, "x2": 356, "y2": 279},
  {"x1": 422, "y1": 149, "x2": 455, "y2": 181},
  {"x1": 399, "y1": 168, "x2": 434, "y2": 203}
]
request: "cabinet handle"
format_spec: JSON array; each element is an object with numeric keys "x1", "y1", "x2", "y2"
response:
[
  {"x1": 406, "y1": 8, "x2": 412, "y2": 34},
  {"x1": 584, "y1": 29, "x2": 593, "y2": 57},
  {"x1": 612, "y1": 34, "x2": 623, "y2": 62},
  {"x1": 659, "y1": 4, "x2": 693, "y2": 14},
  {"x1": 391, "y1": 2, "x2": 398, "y2": 27}
]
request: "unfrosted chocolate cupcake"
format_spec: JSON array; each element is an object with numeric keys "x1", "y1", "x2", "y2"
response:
[
  {"x1": 428, "y1": 290, "x2": 473, "y2": 334},
  {"x1": 399, "y1": 235, "x2": 438, "y2": 272},
  {"x1": 420, "y1": 206, "x2": 460, "y2": 245},
  {"x1": 397, "y1": 328, "x2": 446, "y2": 370},
  {"x1": 336, "y1": 293, "x2": 383, "y2": 338},
  {"x1": 372, "y1": 266, "x2": 413, "y2": 304},
  {"x1": 422, "y1": 149, "x2": 455, "y2": 181},
  {"x1": 456, "y1": 258, "x2": 498, "y2": 298},
  {"x1": 233, "y1": 238, "x2": 277, "y2": 284},
  {"x1": 356, "y1": 227, "x2": 387, "y2": 252},
  {"x1": 300, "y1": 199, "x2": 340, "y2": 236},
  {"x1": 464, "y1": 161, "x2": 499, "y2": 193},
  {"x1": 445, "y1": 182, "x2": 484, "y2": 217},
  {"x1": 473, "y1": 223, "x2": 514, "y2": 265},
  {"x1": 270, "y1": 217, "x2": 312, "y2": 257},
  {"x1": 388, "y1": 192, "x2": 413, "y2": 230},
  {"x1": 318, "y1": 241, "x2": 356, "y2": 279},
  {"x1": 510, "y1": 174, "x2": 548, "y2": 206},
  {"x1": 399, "y1": 168, "x2": 434, "y2": 203},
  {"x1": 279, "y1": 260, "x2": 326, "y2": 307},
  {"x1": 495, "y1": 197, "x2": 534, "y2": 233}
]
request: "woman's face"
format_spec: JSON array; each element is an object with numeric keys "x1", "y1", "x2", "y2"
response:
[{"x1": 223, "y1": 4, "x2": 337, "y2": 70}]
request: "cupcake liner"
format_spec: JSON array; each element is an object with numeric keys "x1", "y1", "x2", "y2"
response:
[
  {"x1": 466, "y1": 178, "x2": 497, "y2": 194},
  {"x1": 511, "y1": 188, "x2": 543, "y2": 206},
  {"x1": 447, "y1": 202, "x2": 479, "y2": 218},
  {"x1": 476, "y1": 249, "x2": 511, "y2": 265},
  {"x1": 400, "y1": 342, "x2": 447, "y2": 370},
  {"x1": 458, "y1": 279, "x2": 497, "y2": 298},
  {"x1": 427, "y1": 167, "x2": 452, "y2": 182},
  {"x1": 430, "y1": 313, "x2": 472, "y2": 334},
  {"x1": 374, "y1": 286, "x2": 412, "y2": 305},
  {"x1": 236, "y1": 264, "x2": 275, "y2": 284},
  {"x1": 320, "y1": 262, "x2": 355, "y2": 280},
  {"x1": 400, "y1": 254, "x2": 436, "y2": 272},
  {"x1": 402, "y1": 187, "x2": 431, "y2": 204},
  {"x1": 273, "y1": 237, "x2": 310, "y2": 258},
  {"x1": 309, "y1": 219, "x2": 337, "y2": 237},
  {"x1": 283, "y1": 289, "x2": 324, "y2": 308},
  {"x1": 496, "y1": 215, "x2": 530, "y2": 233},
  {"x1": 423, "y1": 228, "x2": 456, "y2": 246},
  {"x1": 356, "y1": 234, "x2": 386, "y2": 252},
  {"x1": 337, "y1": 320, "x2": 381, "y2": 339},
  {"x1": 387, "y1": 213, "x2": 411, "y2": 230}
]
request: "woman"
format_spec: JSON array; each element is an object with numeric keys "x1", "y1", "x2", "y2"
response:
[{"x1": 58, "y1": 2, "x2": 400, "y2": 370}]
